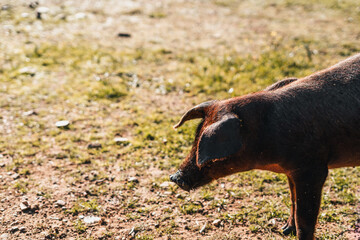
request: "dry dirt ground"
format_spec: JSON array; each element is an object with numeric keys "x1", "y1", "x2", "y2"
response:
[{"x1": 1, "y1": 0, "x2": 360, "y2": 239}]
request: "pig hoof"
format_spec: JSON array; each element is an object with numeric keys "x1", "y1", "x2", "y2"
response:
[{"x1": 282, "y1": 225, "x2": 296, "y2": 236}]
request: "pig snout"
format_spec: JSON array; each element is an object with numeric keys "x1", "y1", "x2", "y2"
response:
[{"x1": 169, "y1": 170, "x2": 191, "y2": 192}]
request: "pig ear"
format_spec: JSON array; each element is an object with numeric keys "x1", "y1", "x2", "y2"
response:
[
  {"x1": 197, "y1": 115, "x2": 242, "y2": 167},
  {"x1": 173, "y1": 100, "x2": 216, "y2": 129}
]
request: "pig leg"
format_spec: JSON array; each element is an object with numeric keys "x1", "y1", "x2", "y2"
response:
[
  {"x1": 292, "y1": 167, "x2": 328, "y2": 240},
  {"x1": 282, "y1": 176, "x2": 296, "y2": 236}
]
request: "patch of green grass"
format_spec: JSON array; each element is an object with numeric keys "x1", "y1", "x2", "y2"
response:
[
  {"x1": 176, "y1": 44, "x2": 317, "y2": 97},
  {"x1": 124, "y1": 9, "x2": 143, "y2": 15},
  {"x1": 19, "y1": 168, "x2": 31, "y2": 176},
  {"x1": 13, "y1": 180, "x2": 29, "y2": 193},
  {"x1": 149, "y1": 11, "x2": 167, "y2": 19},
  {"x1": 7, "y1": 158, "x2": 24, "y2": 169},
  {"x1": 339, "y1": 43, "x2": 360, "y2": 57},
  {"x1": 201, "y1": 189, "x2": 215, "y2": 201},
  {"x1": 213, "y1": 0, "x2": 238, "y2": 7},
  {"x1": 180, "y1": 202, "x2": 203, "y2": 214},
  {"x1": 73, "y1": 219, "x2": 87, "y2": 233},
  {"x1": 249, "y1": 224, "x2": 261, "y2": 233},
  {"x1": 125, "y1": 212, "x2": 141, "y2": 221},
  {"x1": 36, "y1": 189, "x2": 53, "y2": 199},
  {"x1": 137, "y1": 234, "x2": 154, "y2": 240},
  {"x1": 124, "y1": 198, "x2": 140, "y2": 209},
  {"x1": 283, "y1": 0, "x2": 360, "y2": 14},
  {"x1": 320, "y1": 211, "x2": 340, "y2": 223},
  {"x1": 88, "y1": 76, "x2": 128, "y2": 101},
  {"x1": 67, "y1": 199, "x2": 101, "y2": 215}
]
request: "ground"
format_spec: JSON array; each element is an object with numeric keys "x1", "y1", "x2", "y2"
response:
[{"x1": 0, "y1": 0, "x2": 360, "y2": 239}]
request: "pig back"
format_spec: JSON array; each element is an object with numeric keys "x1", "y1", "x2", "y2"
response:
[{"x1": 270, "y1": 54, "x2": 360, "y2": 167}]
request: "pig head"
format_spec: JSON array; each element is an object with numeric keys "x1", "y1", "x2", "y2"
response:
[{"x1": 170, "y1": 99, "x2": 258, "y2": 191}]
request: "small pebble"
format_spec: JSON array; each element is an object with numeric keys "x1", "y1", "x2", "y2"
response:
[
  {"x1": 10, "y1": 221, "x2": 18, "y2": 226},
  {"x1": 32, "y1": 204, "x2": 40, "y2": 210},
  {"x1": 18, "y1": 67, "x2": 36, "y2": 75},
  {"x1": 11, "y1": 173, "x2": 20, "y2": 180},
  {"x1": 83, "y1": 216, "x2": 101, "y2": 225},
  {"x1": 36, "y1": 7, "x2": 49, "y2": 13},
  {"x1": 55, "y1": 120, "x2": 70, "y2": 128},
  {"x1": 36, "y1": 196, "x2": 44, "y2": 202},
  {"x1": 0, "y1": 233, "x2": 9, "y2": 239},
  {"x1": 23, "y1": 110, "x2": 37, "y2": 116},
  {"x1": 175, "y1": 194, "x2": 183, "y2": 199},
  {"x1": 117, "y1": 33, "x2": 131, "y2": 38},
  {"x1": 128, "y1": 177, "x2": 139, "y2": 183},
  {"x1": 87, "y1": 143, "x2": 102, "y2": 149},
  {"x1": 160, "y1": 181, "x2": 173, "y2": 188},
  {"x1": 20, "y1": 201, "x2": 30, "y2": 211},
  {"x1": 75, "y1": 12, "x2": 86, "y2": 19},
  {"x1": 21, "y1": 12, "x2": 29, "y2": 18},
  {"x1": 54, "y1": 200, "x2": 66, "y2": 207},
  {"x1": 128, "y1": 227, "x2": 136, "y2": 237},
  {"x1": 212, "y1": 219, "x2": 221, "y2": 227},
  {"x1": 28, "y1": 2, "x2": 39, "y2": 9},
  {"x1": 199, "y1": 223, "x2": 207, "y2": 234},
  {"x1": 1, "y1": 5, "x2": 10, "y2": 11},
  {"x1": 40, "y1": 231, "x2": 49, "y2": 237},
  {"x1": 9, "y1": 226, "x2": 19, "y2": 233},
  {"x1": 114, "y1": 137, "x2": 129, "y2": 144},
  {"x1": 268, "y1": 218, "x2": 276, "y2": 226}
]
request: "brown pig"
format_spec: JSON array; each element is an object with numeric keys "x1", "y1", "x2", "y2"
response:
[{"x1": 170, "y1": 53, "x2": 360, "y2": 240}]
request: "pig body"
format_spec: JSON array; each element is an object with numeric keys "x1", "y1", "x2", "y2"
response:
[{"x1": 170, "y1": 53, "x2": 360, "y2": 240}]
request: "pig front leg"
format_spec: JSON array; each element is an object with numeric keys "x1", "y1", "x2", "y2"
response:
[
  {"x1": 282, "y1": 176, "x2": 296, "y2": 236},
  {"x1": 290, "y1": 167, "x2": 328, "y2": 240}
]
